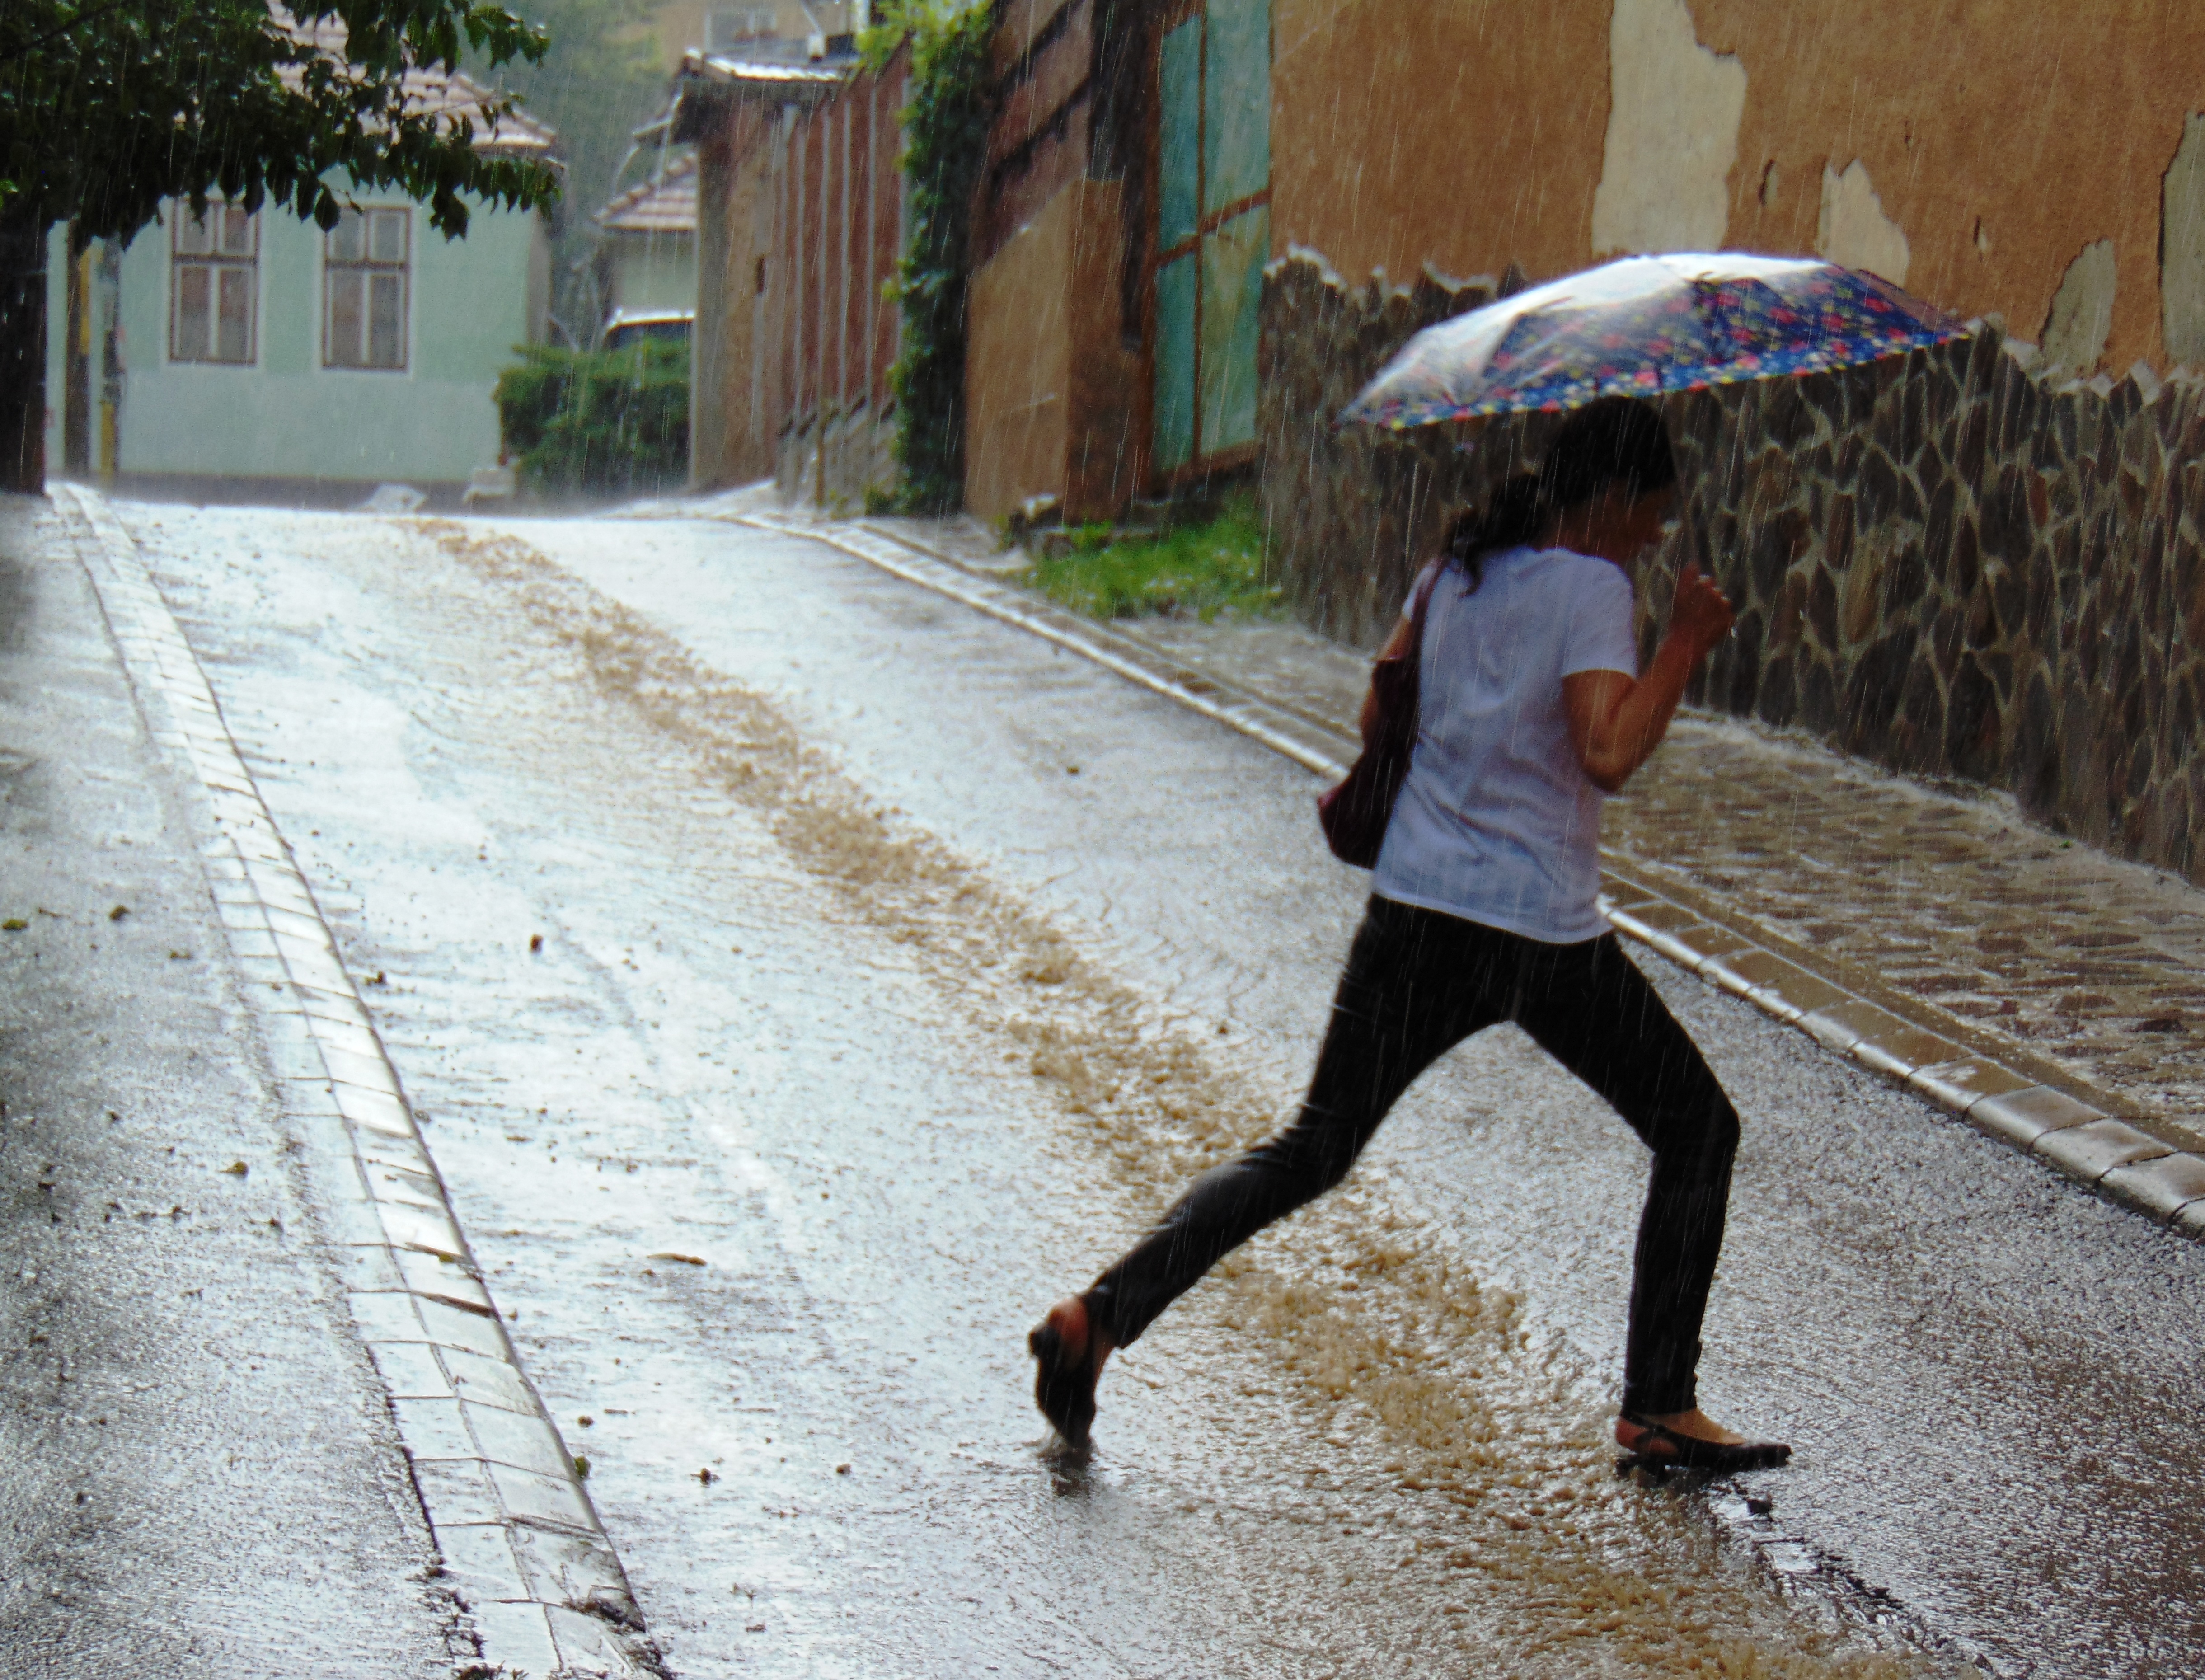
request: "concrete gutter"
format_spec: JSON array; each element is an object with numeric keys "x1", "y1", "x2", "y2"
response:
[
  {"x1": 56, "y1": 486, "x2": 668, "y2": 1680},
  {"x1": 740, "y1": 508, "x2": 2205, "y2": 1244}
]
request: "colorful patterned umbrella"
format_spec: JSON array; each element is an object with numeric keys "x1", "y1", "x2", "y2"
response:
[{"x1": 1338, "y1": 252, "x2": 1966, "y2": 430}]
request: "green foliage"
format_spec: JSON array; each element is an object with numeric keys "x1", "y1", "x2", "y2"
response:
[
  {"x1": 0, "y1": 0, "x2": 559, "y2": 243},
  {"x1": 867, "y1": 0, "x2": 992, "y2": 515},
  {"x1": 494, "y1": 339, "x2": 690, "y2": 495},
  {"x1": 1021, "y1": 493, "x2": 1284, "y2": 622}
]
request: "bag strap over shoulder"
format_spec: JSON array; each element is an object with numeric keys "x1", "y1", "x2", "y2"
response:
[{"x1": 1404, "y1": 558, "x2": 1446, "y2": 646}]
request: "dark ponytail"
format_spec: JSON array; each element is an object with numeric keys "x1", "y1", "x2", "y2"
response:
[{"x1": 1440, "y1": 396, "x2": 1677, "y2": 591}]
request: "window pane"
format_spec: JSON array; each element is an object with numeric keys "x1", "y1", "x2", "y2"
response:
[
  {"x1": 368, "y1": 272, "x2": 404, "y2": 368},
  {"x1": 175, "y1": 264, "x2": 211, "y2": 359},
  {"x1": 1199, "y1": 204, "x2": 1267, "y2": 453},
  {"x1": 175, "y1": 211, "x2": 213, "y2": 258},
  {"x1": 329, "y1": 211, "x2": 366, "y2": 264},
  {"x1": 1154, "y1": 252, "x2": 1197, "y2": 471},
  {"x1": 369, "y1": 209, "x2": 405, "y2": 264},
  {"x1": 1203, "y1": 0, "x2": 1270, "y2": 214},
  {"x1": 1159, "y1": 16, "x2": 1201, "y2": 250},
  {"x1": 219, "y1": 205, "x2": 254, "y2": 257},
  {"x1": 328, "y1": 270, "x2": 365, "y2": 366},
  {"x1": 217, "y1": 266, "x2": 253, "y2": 362}
]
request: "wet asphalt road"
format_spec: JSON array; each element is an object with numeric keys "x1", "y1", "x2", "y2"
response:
[
  {"x1": 0, "y1": 499, "x2": 451, "y2": 1678},
  {"x1": 113, "y1": 499, "x2": 2205, "y2": 1679}
]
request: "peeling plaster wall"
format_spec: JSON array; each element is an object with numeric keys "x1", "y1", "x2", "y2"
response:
[
  {"x1": 1269, "y1": 3, "x2": 2205, "y2": 375},
  {"x1": 2164, "y1": 114, "x2": 2205, "y2": 368},
  {"x1": 1269, "y1": 0, "x2": 1609, "y2": 293},
  {"x1": 1589, "y1": 0, "x2": 1746, "y2": 256},
  {"x1": 1816, "y1": 159, "x2": 1910, "y2": 286},
  {"x1": 1696, "y1": 0, "x2": 2205, "y2": 373},
  {"x1": 2041, "y1": 240, "x2": 2118, "y2": 377}
]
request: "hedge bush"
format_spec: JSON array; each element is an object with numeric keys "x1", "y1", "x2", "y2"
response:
[{"x1": 494, "y1": 340, "x2": 689, "y2": 496}]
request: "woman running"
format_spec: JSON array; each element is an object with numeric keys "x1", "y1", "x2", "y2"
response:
[{"x1": 1028, "y1": 397, "x2": 1789, "y2": 1474}]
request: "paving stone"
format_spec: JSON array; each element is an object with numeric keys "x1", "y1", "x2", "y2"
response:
[
  {"x1": 262, "y1": 904, "x2": 334, "y2": 944},
  {"x1": 231, "y1": 953, "x2": 290, "y2": 988},
  {"x1": 367, "y1": 1163, "x2": 447, "y2": 1213},
  {"x1": 2099, "y1": 1150, "x2": 2205, "y2": 1219},
  {"x1": 261, "y1": 1035, "x2": 333, "y2": 1082},
  {"x1": 333, "y1": 1242, "x2": 407, "y2": 1294},
  {"x1": 1721, "y1": 952, "x2": 1850, "y2": 1022},
  {"x1": 428, "y1": 1520, "x2": 532, "y2": 1605},
  {"x1": 1800, "y1": 998, "x2": 1912, "y2": 1055},
  {"x1": 547, "y1": 1601, "x2": 645, "y2": 1674},
  {"x1": 1610, "y1": 898, "x2": 1700, "y2": 934},
  {"x1": 377, "y1": 1202, "x2": 469, "y2": 1262},
  {"x1": 310, "y1": 1184, "x2": 393, "y2": 1247},
  {"x1": 365, "y1": 1339, "x2": 455, "y2": 1399},
  {"x1": 507, "y1": 1526, "x2": 633, "y2": 1616},
  {"x1": 397, "y1": 1250, "x2": 494, "y2": 1313},
  {"x1": 1967, "y1": 1086, "x2": 2103, "y2": 1149},
  {"x1": 488, "y1": 1462, "x2": 596, "y2": 1532},
  {"x1": 1851, "y1": 1024, "x2": 1968, "y2": 1080},
  {"x1": 353, "y1": 1128, "x2": 435, "y2": 1178},
  {"x1": 464, "y1": 1401, "x2": 575, "y2": 1480},
  {"x1": 1605, "y1": 908, "x2": 1721, "y2": 971},
  {"x1": 1909, "y1": 1056, "x2": 2035, "y2": 1112},
  {"x1": 348, "y1": 1289, "x2": 427, "y2": 1342},
  {"x1": 319, "y1": 1044, "x2": 398, "y2": 1091},
  {"x1": 214, "y1": 899, "x2": 269, "y2": 933},
  {"x1": 336, "y1": 1084, "x2": 414, "y2": 1136},
  {"x1": 2033, "y1": 1117, "x2": 2172, "y2": 1183},
  {"x1": 305, "y1": 1014, "x2": 385, "y2": 1060},
  {"x1": 441, "y1": 1347, "x2": 540, "y2": 1415},
  {"x1": 417, "y1": 1295, "x2": 511, "y2": 1358},
  {"x1": 277, "y1": 1081, "x2": 345, "y2": 1120},
  {"x1": 408, "y1": 1454, "x2": 509, "y2": 1528},
  {"x1": 392, "y1": 1395, "x2": 479, "y2": 1462},
  {"x1": 468, "y1": 1602, "x2": 564, "y2": 1678}
]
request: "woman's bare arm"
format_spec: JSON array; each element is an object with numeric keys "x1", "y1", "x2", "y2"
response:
[{"x1": 1562, "y1": 562, "x2": 1734, "y2": 793}]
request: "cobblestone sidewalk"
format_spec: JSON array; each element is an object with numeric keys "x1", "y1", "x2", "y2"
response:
[{"x1": 720, "y1": 497, "x2": 2205, "y2": 1225}]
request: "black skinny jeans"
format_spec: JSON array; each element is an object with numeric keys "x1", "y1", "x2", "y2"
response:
[{"x1": 1085, "y1": 894, "x2": 1741, "y2": 1417}]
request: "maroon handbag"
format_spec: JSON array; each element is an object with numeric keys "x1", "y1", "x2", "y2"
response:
[{"x1": 1318, "y1": 563, "x2": 1444, "y2": 868}]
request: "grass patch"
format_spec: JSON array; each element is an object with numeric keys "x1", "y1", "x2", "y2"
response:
[{"x1": 1020, "y1": 492, "x2": 1282, "y2": 622}]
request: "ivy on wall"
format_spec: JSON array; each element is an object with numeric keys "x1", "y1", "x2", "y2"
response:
[{"x1": 865, "y1": 1, "x2": 992, "y2": 514}]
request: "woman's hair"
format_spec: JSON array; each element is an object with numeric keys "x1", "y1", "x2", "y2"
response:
[{"x1": 1440, "y1": 397, "x2": 1677, "y2": 590}]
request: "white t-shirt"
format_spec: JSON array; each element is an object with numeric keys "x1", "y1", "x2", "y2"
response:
[{"x1": 1371, "y1": 544, "x2": 1638, "y2": 943}]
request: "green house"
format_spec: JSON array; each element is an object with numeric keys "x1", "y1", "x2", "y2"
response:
[{"x1": 43, "y1": 74, "x2": 556, "y2": 508}]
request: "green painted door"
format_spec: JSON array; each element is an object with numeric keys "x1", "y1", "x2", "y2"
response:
[{"x1": 1153, "y1": 0, "x2": 1270, "y2": 477}]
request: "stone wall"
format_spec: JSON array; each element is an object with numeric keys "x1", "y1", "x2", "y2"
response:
[
  {"x1": 775, "y1": 397, "x2": 897, "y2": 512},
  {"x1": 1255, "y1": 249, "x2": 1492, "y2": 648},
  {"x1": 1257, "y1": 248, "x2": 2205, "y2": 882}
]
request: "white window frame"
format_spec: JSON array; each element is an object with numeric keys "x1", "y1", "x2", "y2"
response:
[
  {"x1": 323, "y1": 206, "x2": 412, "y2": 373},
  {"x1": 169, "y1": 202, "x2": 260, "y2": 366}
]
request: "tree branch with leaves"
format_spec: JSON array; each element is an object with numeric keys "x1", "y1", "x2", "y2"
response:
[{"x1": 0, "y1": 0, "x2": 565, "y2": 488}]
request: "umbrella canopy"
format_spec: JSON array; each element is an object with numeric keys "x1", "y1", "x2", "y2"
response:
[{"x1": 1339, "y1": 253, "x2": 1966, "y2": 430}]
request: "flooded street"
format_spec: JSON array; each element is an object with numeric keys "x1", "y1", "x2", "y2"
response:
[{"x1": 115, "y1": 500, "x2": 2205, "y2": 1679}]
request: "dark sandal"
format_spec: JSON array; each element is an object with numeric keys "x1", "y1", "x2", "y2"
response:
[
  {"x1": 1028, "y1": 1311, "x2": 1103, "y2": 1450},
  {"x1": 1618, "y1": 1413, "x2": 1791, "y2": 1474}
]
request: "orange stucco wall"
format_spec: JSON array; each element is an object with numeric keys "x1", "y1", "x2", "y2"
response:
[
  {"x1": 1271, "y1": 0, "x2": 1609, "y2": 293},
  {"x1": 1271, "y1": 0, "x2": 2205, "y2": 374},
  {"x1": 966, "y1": 178, "x2": 1144, "y2": 521}
]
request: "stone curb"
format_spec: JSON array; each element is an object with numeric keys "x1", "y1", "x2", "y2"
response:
[
  {"x1": 55, "y1": 487, "x2": 667, "y2": 1680},
  {"x1": 744, "y1": 508, "x2": 2205, "y2": 1245}
]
